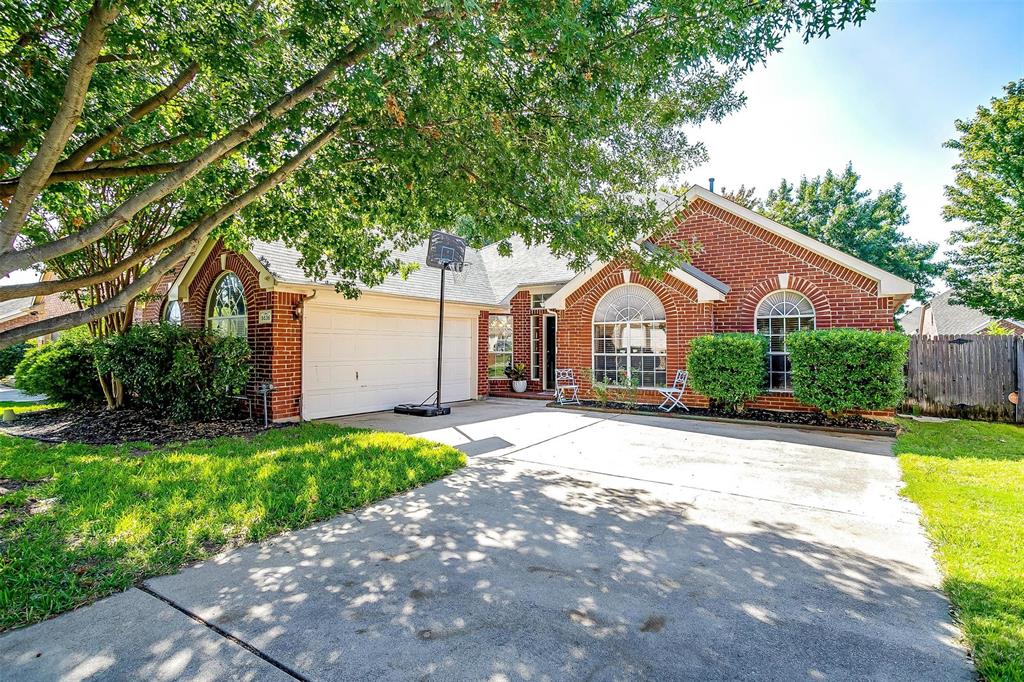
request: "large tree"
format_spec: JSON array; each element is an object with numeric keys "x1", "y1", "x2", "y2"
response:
[
  {"x1": 760, "y1": 163, "x2": 941, "y2": 301},
  {"x1": 0, "y1": 0, "x2": 875, "y2": 347},
  {"x1": 943, "y1": 79, "x2": 1024, "y2": 321}
]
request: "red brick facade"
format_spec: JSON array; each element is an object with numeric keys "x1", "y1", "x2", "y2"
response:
[
  {"x1": 155, "y1": 195, "x2": 907, "y2": 419},
  {"x1": 174, "y1": 242, "x2": 306, "y2": 421},
  {"x1": 480, "y1": 197, "x2": 906, "y2": 414},
  {"x1": 0, "y1": 291, "x2": 78, "y2": 339}
]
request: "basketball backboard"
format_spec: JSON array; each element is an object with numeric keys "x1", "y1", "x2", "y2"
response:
[{"x1": 426, "y1": 230, "x2": 466, "y2": 270}]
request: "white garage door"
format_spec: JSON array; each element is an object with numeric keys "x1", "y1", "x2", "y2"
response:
[{"x1": 302, "y1": 304, "x2": 474, "y2": 419}]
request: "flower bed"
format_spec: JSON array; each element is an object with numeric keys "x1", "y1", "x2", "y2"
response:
[{"x1": 553, "y1": 400, "x2": 897, "y2": 435}]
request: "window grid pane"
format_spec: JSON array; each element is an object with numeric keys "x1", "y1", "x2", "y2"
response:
[
  {"x1": 488, "y1": 314, "x2": 513, "y2": 379},
  {"x1": 591, "y1": 287, "x2": 667, "y2": 388},
  {"x1": 756, "y1": 291, "x2": 815, "y2": 391}
]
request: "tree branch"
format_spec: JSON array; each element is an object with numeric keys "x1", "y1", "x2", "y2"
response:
[
  {"x1": 0, "y1": 0, "x2": 120, "y2": 250},
  {"x1": 0, "y1": 162, "x2": 183, "y2": 197},
  {"x1": 0, "y1": 223, "x2": 195, "y2": 302},
  {"x1": 0, "y1": 9, "x2": 444, "y2": 279},
  {"x1": 0, "y1": 116, "x2": 345, "y2": 346},
  {"x1": 56, "y1": 61, "x2": 200, "y2": 172}
]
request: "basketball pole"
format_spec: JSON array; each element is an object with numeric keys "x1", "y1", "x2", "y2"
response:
[{"x1": 436, "y1": 261, "x2": 448, "y2": 411}]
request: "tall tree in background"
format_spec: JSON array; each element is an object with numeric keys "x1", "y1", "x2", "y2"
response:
[
  {"x1": 719, "y1": 184, "x2": 761, "y2": 210},
  {"x1": 760, "y1": 163, "x2": 941, "y2": 301},
  {"x1": 943, "y1": 79, "x2": 1024, "y2": 321},
  {"x1": 0, "y1": 0, "x2": 876, "y2": 347}
]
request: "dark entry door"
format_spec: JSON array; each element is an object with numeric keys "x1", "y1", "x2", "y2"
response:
[{"x1": 544, "y1": 315, "x2": 556, "y2": 390}]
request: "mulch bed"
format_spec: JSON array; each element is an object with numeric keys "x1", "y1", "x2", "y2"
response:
[
  {"x1": 0, "y1": 406, "x2": 288, "y2": 446},
  {"x1": 563, "y1": 400, "x2": 898, "y2": 434}
]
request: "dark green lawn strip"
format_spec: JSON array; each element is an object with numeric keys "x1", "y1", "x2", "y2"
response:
[
  {"x1": 0, "y1": 423, "x2": 465, "y2": 630},
  {"x1": 896, "y1": 419, "x2": 1024, "y2": 681}
]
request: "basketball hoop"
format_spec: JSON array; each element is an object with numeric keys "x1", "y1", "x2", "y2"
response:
[{"x1": 394, "y1": 230, "x2": 467, "y2": 418}]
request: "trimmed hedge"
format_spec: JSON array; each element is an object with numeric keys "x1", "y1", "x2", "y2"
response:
[
  {"x1": 788, "y1": 329, "x2": 909, "y2": 414},
  {"x1": 96, "y1": 323, "x2": 251, "y2": 421},
  {"x1": 14, "y1": 331, "x2": 103, "y2": 404},
  {"x1": 687, "y1": 333, "x2": 768, "y2": 411},
  {"x1": 0, "y1": 342, "x2": 30, "y2": 377}
]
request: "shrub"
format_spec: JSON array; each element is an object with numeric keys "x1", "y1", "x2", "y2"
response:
[
  {"x1": 687, "y1": 333, "x2": 768, "y2": 411},
  {"x1": 14, "y1": 330, "x2": 103, "y2": 404},
  {"x1": 788, "y1": 329, "x2": 909, "y2": 414},
  {"x1": 96, "y1": 323, "x2": 251, "y2": 421},
  {"x1": 0, "y1": 342, "x2": 30, "y2": 377}
]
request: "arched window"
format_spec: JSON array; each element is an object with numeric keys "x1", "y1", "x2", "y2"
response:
[
  {"x1": 755, "y1": 290, "x2": 815, "y2": 390},
  {"x1": 164, "y1": 300, "x2": 182, "y2": 326},
  {"x1": 207, "y1": 272, "x2": 247, "y2": 338},
  {"x1": 593, "y1": 284, "x2": 667, "y2": 387}
]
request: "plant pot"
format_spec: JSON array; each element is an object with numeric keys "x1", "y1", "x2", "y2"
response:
[{"x1": 511, "y1": 380, "x2": 528, "y2": 393}]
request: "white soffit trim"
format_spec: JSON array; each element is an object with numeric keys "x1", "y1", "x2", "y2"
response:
[
  {"x1": 167, "y1": 237, "x2": 217, "y2": 302},
  {"x1": 684, "y1": 185, "x2": 915, "y2": 297},
  {"x1": 545, "y1": 257, "x2": 725, "y2": 309},
  {"x1": 666, "y1": 268, "x2": 726, "y2": 302}
]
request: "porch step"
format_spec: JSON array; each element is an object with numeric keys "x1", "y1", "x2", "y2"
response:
[{"x1": 489, "y1": 390, "x2": 555, "y2": 401}]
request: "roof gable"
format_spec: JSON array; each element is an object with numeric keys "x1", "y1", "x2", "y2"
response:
[{"x1": 683, "y1": 185, "x2": 915, "y2": 298}]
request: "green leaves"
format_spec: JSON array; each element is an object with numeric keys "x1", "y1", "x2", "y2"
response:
[
  {"x1": 787, "y1": 328, "x2": 908, "y2": 414},
  {"x1": 943, "y1": 79, "x2": 1024, "y2": 321},
  {"x1": 761, "y1": 163, "x2": 942, "y2": 302},
  {"x1": 687, "y1": 333, "x2": 768, "y2": 412},
  {"x1": 3, "y1": 0, "x2": 876, "y2": 341}
]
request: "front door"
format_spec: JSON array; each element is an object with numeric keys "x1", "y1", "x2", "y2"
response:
[{"x1": 544, "y1": 315, "x2": 556, "y2": 390}]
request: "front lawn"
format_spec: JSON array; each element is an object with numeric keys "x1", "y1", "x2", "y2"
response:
[
  {"x1": 897, "y1": 419, "x2": 1024, "y2": 681},
  {"x1": 0, "y1": 423, "x2": 464, "y2": 631}
]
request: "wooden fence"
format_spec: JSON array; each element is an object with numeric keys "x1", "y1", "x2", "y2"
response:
[{"x1": 904, "y1": 334, "x2": 1024, "y2": 423}]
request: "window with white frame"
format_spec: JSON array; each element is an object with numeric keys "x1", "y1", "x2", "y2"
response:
[
  {"x1": 488, "y1": 314, "x2": 513, "y2": 378},
  {"x1": 592, "y1": 285, "x2": 667, "y2": 387},
  {"x1": 164, "y1": 300, "x2": 182, "y2": 325},
  {"x1": 530, "y1": 315, "x2": 541, "y2": 380},
  {"x1": 207, "y1": 272, "x2": 247, "y2": 339},
  {"x1": 531, "y1": 292, "x2": 551, "y2": 310},
  {"x1": 755, "y1": 290, "x2": 815, "y2": 391}
]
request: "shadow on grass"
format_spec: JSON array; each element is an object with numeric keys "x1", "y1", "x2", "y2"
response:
[{"x1": 0, "y1": 423, "x2": 464, "y2": 630}]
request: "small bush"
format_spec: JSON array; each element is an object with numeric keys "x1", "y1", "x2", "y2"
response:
[
  {"x1": 0, "y1": 342, "x2": 30, "y2": 377},
  {"x1": 688, "y1": 333, "x2": 768, "y2": 411},
  {"x1": 788, "y1": 329, "x2": 909, "y2": 414},
  {"x1": 96, "y1": 323, "x2": 251, "y2": 421},
  {"x1": 14, "y1": 330, "x2": 103, "y2": 404}
]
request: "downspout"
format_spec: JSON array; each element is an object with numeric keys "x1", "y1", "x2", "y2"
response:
[{"x1": 296, "y1": 289, "x2": 317, "y2": 421}]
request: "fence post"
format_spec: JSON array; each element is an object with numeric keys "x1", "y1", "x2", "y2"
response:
[{"x1": 1017, "y1": 335, "x2": 1023, "y2": 424}]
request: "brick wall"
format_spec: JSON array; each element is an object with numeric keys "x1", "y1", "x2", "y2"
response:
[
  {"x1": 180, "y1": 241, "x2": 305, "y2": 421},
  {"x1": 0, "y1": 292, "x2": 78, "y2": 339},
  {"x1": 137, "y1": 259, "x2": 187, "y2": 324},
  {"x1": 546, "y1": 198, "x2": 905, "y2": 414}
]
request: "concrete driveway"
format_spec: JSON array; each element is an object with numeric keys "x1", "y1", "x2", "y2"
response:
[{"x1": 1, "y1": 399, "x2": 971, "y2": 681}]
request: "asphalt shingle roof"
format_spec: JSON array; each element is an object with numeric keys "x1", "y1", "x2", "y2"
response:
[
  {"x1": 0, "y1": 295, "x2": 35, "y2": 321},
  {"x1": 248, "y1": 190, "x2": 726, "y2": 307}
]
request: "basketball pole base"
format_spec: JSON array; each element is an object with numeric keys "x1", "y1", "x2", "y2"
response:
[{"x1": 394, "y1": 403, "x2": 451, "y2": 417}]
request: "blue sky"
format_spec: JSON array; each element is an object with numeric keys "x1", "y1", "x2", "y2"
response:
[{"x1": 683, "y1": 0, "x2": 1024, "y2": 263}]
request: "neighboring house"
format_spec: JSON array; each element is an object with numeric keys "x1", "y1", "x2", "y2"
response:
[
  {"x1": 899, "y1": 290, "x2": 1024, "y2": 336},
  {"x1": 144, "y1": 185, "x2": 914, "y2": 421},
  {"x1": 0, "y1": 284, "x2": 78, "y2": 341}
]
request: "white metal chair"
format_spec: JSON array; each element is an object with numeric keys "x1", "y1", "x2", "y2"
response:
[
  {"x1": 554, "y1": 368, "x2": 581, "y2": 405},
  {"x1": 656, "y1": 370, "x2": 689, "y2": 412}
]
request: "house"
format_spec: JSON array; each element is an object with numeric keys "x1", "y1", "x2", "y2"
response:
[
  {"x1": 0, "y1": 284, "x2": 78, "y2": 342},
  {"x1": 899, "y1": 290, "x2": 1024, "y2": 336},
  {"x1": 146, "y1": 185, "x2": 915, "y2": 421}
]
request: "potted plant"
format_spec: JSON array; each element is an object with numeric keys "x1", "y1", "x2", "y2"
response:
[{"x1": 504, "y1": 362, "x2": 529, "y2": 393}]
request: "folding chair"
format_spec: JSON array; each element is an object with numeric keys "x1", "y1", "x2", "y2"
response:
[
  {"x1": 656, "y1": 369, "x2": 689, "y2": 412},
  {"x1": 554, "y1": 368, "x2": 581, "y2": 405}
]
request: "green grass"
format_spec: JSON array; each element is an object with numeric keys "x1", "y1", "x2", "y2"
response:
[
  {"x1": 0, "y1": 423, "x2": 465, "y2": 630},
  {"x1": 897, "y1": 419, "x2": 1024, "y2": 681},
  {"x1": 0, "y1": 400, "x2": 60, "y2": 415}
]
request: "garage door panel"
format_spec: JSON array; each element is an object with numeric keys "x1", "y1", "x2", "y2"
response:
[{"x1": 302, "y1": 306, "x2": 474, "y2": 419}]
